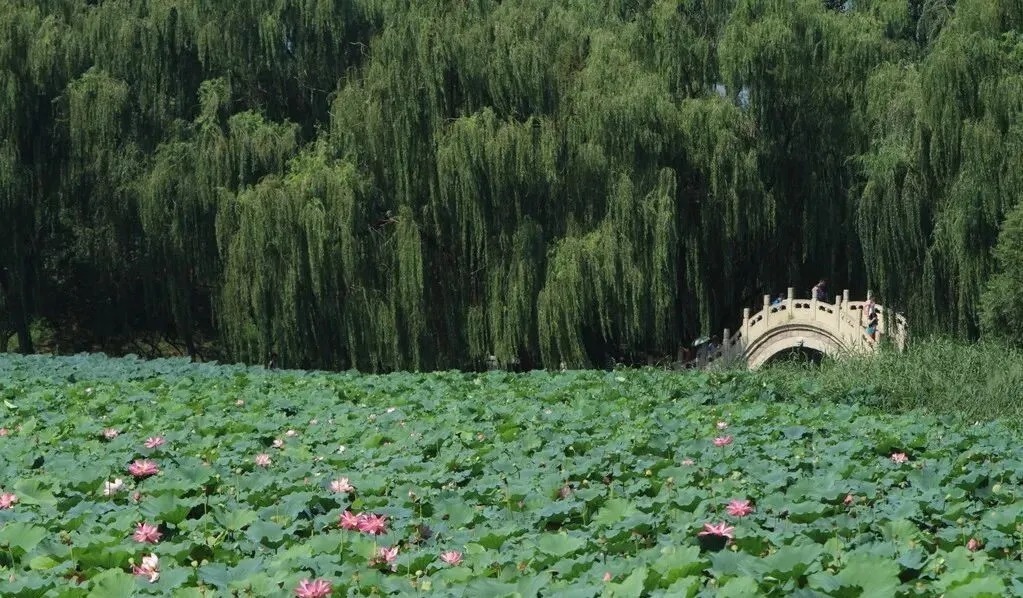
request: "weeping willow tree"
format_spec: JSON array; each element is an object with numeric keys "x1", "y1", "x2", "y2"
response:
[
  {"x1": 141, "y1": 79, "x2": 299, "y2": 355},
  {"x1": 676, "y1": 95, "x2": 772, "y2": 331},
  {"x1": 857, "y1": 0, "x2": 1023, "y2": 335},
  {"x1": 855, "y1": 63, "x2": 931, "y2": 314},
  {"x1": 0, "y1": 0, "x2": 376, "y2": 356},
  {"x1": 981, "y1": 199, "x2": 1023, "y2": 345},
  {"x1": 0, "y1": 135, "x2": 28, "y2": 351},
  {"x1": 62, "y1": 69, "x2": 148, "y2": 343},
  {"x1": 0, "y1": 4, "x2": 71, "y2": 353},
  {"x1": 220, "y1": 147, "x2": 365, "y2": 369},
  {"x1": 538, "y1": 171, "x2": 680, "y2": 367},
  {"x1": 720, "y1": 0, "x2": 899, "y2": 288},
  {"x1": 531, "y1": 26, "x2": 683, "y2": 367},
  {"x1": 434, "y1": 109, "x2": 561, "y2": 366},
  {"x1": 7, "y1": 0, "x2": 1023, "y2": 369}
]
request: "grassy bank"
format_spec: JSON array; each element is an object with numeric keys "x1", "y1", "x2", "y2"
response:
[{"x1": 757, "y1": 337, "x2": 1023, "y2": 422}]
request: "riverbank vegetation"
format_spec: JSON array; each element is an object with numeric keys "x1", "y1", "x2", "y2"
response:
[{"x1": 758, "y1": 337, "x2": 1023, "y2": 422}]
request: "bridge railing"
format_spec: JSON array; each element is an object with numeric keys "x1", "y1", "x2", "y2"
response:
[{"x1": 698, "y1": 288, "x2": 907, "y2": 368}]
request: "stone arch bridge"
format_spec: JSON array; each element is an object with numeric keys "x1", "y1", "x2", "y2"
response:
[{"x1": 699, "y1": 288, "x2": 908, "y2": 370}]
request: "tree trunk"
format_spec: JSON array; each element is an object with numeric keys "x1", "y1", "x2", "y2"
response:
[
  {"x1": 0, "y1": 267, "x2": 33, "y2": 354},
  {"x1": 14, "y1": 274, "x2": 33, "y2": 354},
  {"x1": 1, "y1": 293, "x2": 30, "y2": 355},
  {"x1": 15, "y1": 316, "x2": 33, "y2": 354}
]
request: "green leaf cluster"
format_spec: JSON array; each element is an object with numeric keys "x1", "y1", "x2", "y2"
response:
[{"x1": 1, "y1": 353, "x2": 1023, "y2": 594}]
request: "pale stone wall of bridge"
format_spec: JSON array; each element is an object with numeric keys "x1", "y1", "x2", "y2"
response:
[{"x1": 701, "y1": 288, "x2": 907, "y2": 370}]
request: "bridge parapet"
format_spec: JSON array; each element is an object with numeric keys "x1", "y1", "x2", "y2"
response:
[{"x1": 699, "y1": 288, "x2": 907, "y2": 369}]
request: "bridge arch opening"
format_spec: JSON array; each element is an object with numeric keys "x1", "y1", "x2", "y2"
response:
[
  {"x1": 760, "y1": 345, "x2": 825, "y2": 368},
  {"x1": 744, "y1": 327, "x2": 848, "y2": 370}
]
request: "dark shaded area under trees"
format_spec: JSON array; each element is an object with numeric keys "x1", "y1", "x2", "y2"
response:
[{"x1": 2, "y1": 0, "x2": 1022, "y2": 371}]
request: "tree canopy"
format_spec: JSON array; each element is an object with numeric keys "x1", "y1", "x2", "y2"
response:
[{"x1": 2, "y1": 0, "x2": 1022, "y2": 369}]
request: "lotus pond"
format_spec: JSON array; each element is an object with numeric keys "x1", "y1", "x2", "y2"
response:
[{"x1": 1, "y1": 353, "x2": 1021, "y2": 596}]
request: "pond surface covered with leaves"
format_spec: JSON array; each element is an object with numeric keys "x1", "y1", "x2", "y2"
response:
[{"x1": 0, "y1": 354, "x2": 1020, "y2": 596}]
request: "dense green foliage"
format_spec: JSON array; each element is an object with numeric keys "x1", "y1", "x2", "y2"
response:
[
  {"x1": 2, "y1": 0, "x2": 1023, "y2": 370},
  {"x1": 766, "y1": 337, "x2": 1023, "y2": 421},
  {"x1": 981, "y1": 202, "x2": 1023, "y2": 345},
  {"x1": 3, "y1": 353, "x2": 1023, "y2": 595}
]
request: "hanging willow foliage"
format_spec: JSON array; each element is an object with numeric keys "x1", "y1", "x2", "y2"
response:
[
  {"x1": 217, "y1": 145, "x2": 428, "y2": 371},
  {"x1": 140, "y1": 80, "x2": 299, "y2": 351},
  {"x1": 6, "y1": 0, "x2": 1023, "y2": 365},
  {"x1": 538, "y1": 170, "x2": 679, "y2": 367},
  {"x1": 857, "y1": 1, "x2": 1023, "y2": 335}
]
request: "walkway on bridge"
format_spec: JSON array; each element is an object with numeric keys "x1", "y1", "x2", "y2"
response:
[{"x1": 697, "y1": 288, "x2": 908, "y2": 370}]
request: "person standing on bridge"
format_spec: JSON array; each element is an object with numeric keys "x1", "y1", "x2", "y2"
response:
[
  {"x1": 864, "y1": 297, "x2": 879, "y2": 342},
  {"x1": 811, "y1": 279, "x2": 827, "y2": 302}
]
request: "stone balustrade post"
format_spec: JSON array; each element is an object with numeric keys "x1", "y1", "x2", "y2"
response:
[
  {"x1": 742, "y1": 307, "x2": 750, "y2": 341},
  {"x1": 842, "y1": 289, "x2": 849, "y2": 331}
]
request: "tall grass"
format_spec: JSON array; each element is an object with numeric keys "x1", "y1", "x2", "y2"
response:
[{"x1": 756, "y1": 337, "x2": 1023, "y2": 422}]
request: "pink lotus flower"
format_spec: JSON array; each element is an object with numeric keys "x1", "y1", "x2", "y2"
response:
[
  {"x1": 144, "y1": 436, "x2": 165, "y2": 449},
  {"x1": 843, "y1": 494, "x2": 855, "y2": 506},
  {"x1": 285, "y1": 429, "x2": 298, "y2": 437},
  {"x1": 358, "y1": 513, "x2": 388, "y2": 535},
  {"x1": 967, "y1": 538, "x2": 982, "y2": 551},
  {"x1": 726, "y1": 499, "x2": 753, "y2": 517},
  {"x1": 330, "y1": 478, "x2": 354, "y2": 493},
  {"x1": 0, "y1": 493, "x2": 17, "y2": 509},
  {"x1": 339, "y1": 510, "x2": 362, "y2": 530},
  {"x1": 254, "y1": 453, "x2": 272, "y2": 467},
  {"x1": 602, "y1": 572, "x2": 613, "y2": 582},
  {"x1": 132, "y1": 553, "x2": 160, "y2": 583},
  {"x1": 103, "y1": 428, "x2": 119, "y2": 440},
  {"x1": 439, "y1": 551, "x2": 463, "y2": 566},
  {"x1": 294, "y1": 578, "x2": 333, "y2": 598},
  {"x1": 127, "y1": 459, "x2": 160, "y2": 479},
  {"x1": 131, "y1": 491, "x2": 143, "y2": 503},
  {"x1": 716, "y1": 421, "x2": 728, "y2": 430},
  {"x1": 681, "y1": 458, "x2": 695, "y2": 466},
  {"x1": 372, "y1": 545, "x2": 399, "y2": 571},
  {"x1": 103, "y1": 478, "x2": 124, "y2": 496},
  {"x1": 697, "y1": 522, "x2": 735, "y2": 540},
  {"x1": 132, "y1": 522, "x2": 162, "y2": 544},
  {"x1": 0, "y1": 427, "x2": 8, "y2": 436},
  {"x1": 272, "y1": 438, "x2": 284, "y2": 449},
  {"x1": 713, "y1": 436, "x2": 733, "y2": 447},
  {"x1": 890, "y1": 452, "x2": 909, "y2": 464},
  {"x1": 235, "y1": 399, "x2": 244, "y2": 406}
]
